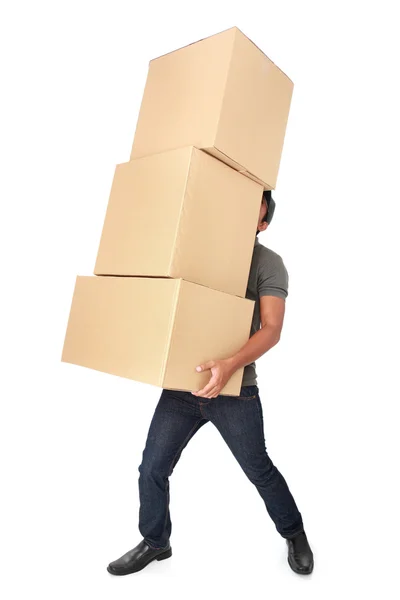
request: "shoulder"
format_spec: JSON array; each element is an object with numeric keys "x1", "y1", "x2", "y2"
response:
[
  {"x1": 254, "y1": 241, "x2": 289, "y2": 298},
  {"x1": 255, "y1": 242, "x2": 287, "y2": 272}
]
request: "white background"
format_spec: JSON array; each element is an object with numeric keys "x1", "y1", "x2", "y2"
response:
[{"x1": 1, "y1": 1, "x2": 399, "y2": 598}]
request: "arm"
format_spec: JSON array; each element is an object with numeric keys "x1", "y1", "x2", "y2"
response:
[
  {"x1": 192, "y1": 295, "x2": 286, "y2": 398},
  {"x1": 228, "y1": 295, "x2": 285, "y2": 371}
]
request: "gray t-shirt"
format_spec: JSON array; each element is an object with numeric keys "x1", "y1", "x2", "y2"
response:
[{"x1": 241, "y1": 235, "x2": 289, "y2": 386}]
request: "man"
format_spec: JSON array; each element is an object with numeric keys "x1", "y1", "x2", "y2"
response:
[{"x1": 107, "y1": 191, "x2": 314, "y2": 576}]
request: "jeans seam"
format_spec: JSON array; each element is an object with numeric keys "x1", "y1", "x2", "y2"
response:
[
  {"x1": 166, "y1": 418, "x2": 204, "y2": 478},
  {"x1": 160, "y1": 417, "x2": 204, "y2": 543},
  {"x1": 255, "y1": 396, "x2": 265, "y2": 438}
]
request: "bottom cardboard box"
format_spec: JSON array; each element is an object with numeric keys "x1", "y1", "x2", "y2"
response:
[{"x1": 61, "y1": 276, "x2": 254, "y2": 395}]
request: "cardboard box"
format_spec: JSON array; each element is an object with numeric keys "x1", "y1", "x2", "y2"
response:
[
  {"x1": 130, "y1": 27, "x2": 293, "y2": 190},
  {"x1": 94, "y1": 146, "x2": 263, "y2": 298},
  {"x1": 61, "y1": 276, "x2": 255, "y2": 395}
]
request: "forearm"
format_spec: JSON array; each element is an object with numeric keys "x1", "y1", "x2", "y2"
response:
[{"x1": 227, "y1": 324, "x2": 281, "y2": 372}]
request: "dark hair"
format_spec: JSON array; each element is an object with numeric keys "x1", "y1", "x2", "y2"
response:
[
  {"x1": 263, "y1": 190, "x2": 272, "y2": 203},
  {"x1": 261, "y1": 190, "x2": 275, "y2": 225}
]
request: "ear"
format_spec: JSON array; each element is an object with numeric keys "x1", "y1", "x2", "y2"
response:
[{"x1": 259, "y1": 221, "x2": 269, "y2": 232}]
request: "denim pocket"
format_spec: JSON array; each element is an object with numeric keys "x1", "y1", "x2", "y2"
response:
[{"x1": 236, "y1": 385, "x2": 259, "y2": 400}]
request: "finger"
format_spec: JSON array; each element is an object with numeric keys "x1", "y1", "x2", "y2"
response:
[
  {"x1": 196, "y1": 361, "x2": 215, "y2": 373},
  {"x1": 205, "y1": 387, "x2": 220, "y2": 399},
  {"x1": 195, "y1": 382, "x2": 216, "y2": 397},
  {"x1": 196, "y1": 381, "x2": 219, "y2": 398},
  {"x1": 193, "y1": 375, "x2": 217, "y2": 396}
]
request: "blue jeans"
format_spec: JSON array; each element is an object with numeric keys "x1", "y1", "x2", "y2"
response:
[{"x1": 138, "y1": 385, "x2": 304, "y2": 549}]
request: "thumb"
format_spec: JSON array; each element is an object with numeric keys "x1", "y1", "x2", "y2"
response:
[{"x1": 196, "y1": 361, "x2": 215, "y2": 372}]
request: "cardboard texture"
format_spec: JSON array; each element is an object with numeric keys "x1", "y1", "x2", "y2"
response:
[
  {"x1": 62, "y1": 276, "x2": 255, "y2": 396},
  {"x1": 94, "y1": 146, "x2": 263, "y2": 297},
  {"x1": 130, "y1": 27, "x2": 293, "y2": 189}
]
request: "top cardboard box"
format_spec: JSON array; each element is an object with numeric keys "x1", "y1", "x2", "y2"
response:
[{"x1": 130, "y1": 27, "x2": 294, "y2": 190}]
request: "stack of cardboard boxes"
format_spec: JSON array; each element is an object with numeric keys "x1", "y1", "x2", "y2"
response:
[{"x1": 62, "y1": 27, "x2": 293, "y2": 396}]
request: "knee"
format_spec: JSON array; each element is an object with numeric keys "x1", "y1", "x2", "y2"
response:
[
  {"x1": 245, "y1": 455, "x2": 276, "y2": 484},
  {"x1": 138, "y1": 454, "x2": 168, "y2": 483}
]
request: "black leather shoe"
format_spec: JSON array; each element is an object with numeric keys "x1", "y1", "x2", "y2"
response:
[
  {"x1": 286, "y1": 531, "x2": 314, "y2": 574},
  {"x1": 107, "y1": 539, "x2": 172, "y2": 576}
]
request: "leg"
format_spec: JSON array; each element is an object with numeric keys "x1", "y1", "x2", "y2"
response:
[
  {"x1": 138, "y1": 389, "x2": 208, "y2": 549},
  {"x1": 201, "y1": 385, "x2": 304, "y2": 539}
]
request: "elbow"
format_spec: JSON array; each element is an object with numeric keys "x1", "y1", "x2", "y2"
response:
[{"x1": 262, "y1": 323, "x2": 281, "y2": 345}]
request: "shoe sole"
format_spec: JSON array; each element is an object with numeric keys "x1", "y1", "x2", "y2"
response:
[{"x1": 107, "y1": 547, "x2": 172, "y2": 576}]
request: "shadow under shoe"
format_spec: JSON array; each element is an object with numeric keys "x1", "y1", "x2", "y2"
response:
[
  {"x1": 286, "y1": 531, "x2": 314, "y2": 575},
  {"x1": 107, "y1": 539, "x2": 172, "y2": 576}
]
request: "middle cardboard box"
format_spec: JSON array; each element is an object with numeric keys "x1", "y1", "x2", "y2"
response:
[{"x1": 94, "y1": 145, "x2": 263, "y2": 298}]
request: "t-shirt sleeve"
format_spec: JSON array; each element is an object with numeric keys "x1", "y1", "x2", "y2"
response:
[{"x1": 257, "y1": 252, "x2": 289, "y2": 300}]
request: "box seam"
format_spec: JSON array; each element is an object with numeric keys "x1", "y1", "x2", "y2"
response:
[
  {"x1": 168, "y1": 147, "x2": 193, "y2": 277},
  {"x1": 214, "y1": 28, "x2": 237, "y2": 151},
  {"x1": 149, "y1": 26, "x2": 238, "y2": 63},
  {"x1": 207, "y1": 145, "x2": 272, "y2": 190},
  {"x1": 160, "y1": 279, "x2": 183, "y2": 386},
  {"x1": 234, "y1": 26, "x2": 293, "y2": 84}
]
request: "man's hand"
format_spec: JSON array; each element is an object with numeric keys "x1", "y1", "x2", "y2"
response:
[
  {"x1": 191, "y1": 359, "x2": 235, "y2": 398},
  {"x1": 191, "y1": 297, "x2": 285, "y2": 399}
]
